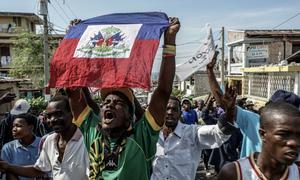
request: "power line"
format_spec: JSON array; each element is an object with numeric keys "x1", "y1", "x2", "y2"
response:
[
  {"x1": 53, "y1": 0, "x2": 71, "y2": 20},
  {"x1": 48, "y1": 1, "x2": 69, "y2": 24},
  {"x1": 63, "y1": 0, "x2": 78, "y2": 18},
  {"x1": 272, "y1": 12, "x2": 300, "y2": 30}
]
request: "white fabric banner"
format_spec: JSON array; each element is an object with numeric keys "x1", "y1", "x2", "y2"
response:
[{"x1": 176, "y1": 26, "x2": 215, "y2": 81}]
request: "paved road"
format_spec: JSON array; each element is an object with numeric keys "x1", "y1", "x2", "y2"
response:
[{"x1": 195, "y1": 161, "x2": 217, "y2": 180}]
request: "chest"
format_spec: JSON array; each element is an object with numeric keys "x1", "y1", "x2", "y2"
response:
[
  {"x1": 11, "y1": 147, "x2": 39, "y2": 165},
  {"x1": 156, "y1": 132, "x2": 198, "y2": 159}
]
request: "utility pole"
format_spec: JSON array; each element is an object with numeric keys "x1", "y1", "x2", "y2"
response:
[
  {"x1": 220, "y1": 26, "x2": 225, "y2": 89},
  {"x1": 39, "y1": 0, "x2": 50, "y2": 100}
]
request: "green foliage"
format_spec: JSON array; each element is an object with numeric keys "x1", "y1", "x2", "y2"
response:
[
  {"x1": 9, "y1": 31, "x2": 54, "y2": 88},
  {"x1": 27, "y1": 97, "x2": 47, "y2": 116},
  {"x1": 171, "y1": 88, "x2": 185, "y2": 99}
]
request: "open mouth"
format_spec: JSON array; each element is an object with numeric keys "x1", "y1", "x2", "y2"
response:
[
  {"x1": 103, "y1": 110, "x2": 115, "y2": 124},
  {"x1": 285, "y1": 151, "x2": 298, "y2": 159}
]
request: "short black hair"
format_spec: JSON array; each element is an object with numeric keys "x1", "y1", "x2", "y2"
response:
[
  {"x1": 49, "y1": 95, "x2": 71, "y2": 112},
  {"x1": 13, "y1": 113, "x2": 37, "y2": 126},
  {"x1": 169, "y1": 96, "x2": 181, "y2": 111},
  {"x1": 260, "y1": 101, "x2": 300, "y2": 129}
]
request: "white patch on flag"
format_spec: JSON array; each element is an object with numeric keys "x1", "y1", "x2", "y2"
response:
[{"x1": 74, "y1": 24, "x2": 142, "y2": 58}]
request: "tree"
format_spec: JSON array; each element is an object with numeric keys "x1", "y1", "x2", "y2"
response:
[
  {"x1": 9, "y1": 31, "x2": 55, "y2": 88},
  {"x1": 171, "y1": 87, "x2": 185, "y2": 100}
]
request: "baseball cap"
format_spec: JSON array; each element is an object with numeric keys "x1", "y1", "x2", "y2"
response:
[
  {"x1": 10, "y1": 99, "x2": 31, "y2": 115},
  {"x1": 269, "y1": 90, "x2": 300, "y2": 108},
  {"x1": 181, "y1": 98, "x2": 191, "y2": 105}
]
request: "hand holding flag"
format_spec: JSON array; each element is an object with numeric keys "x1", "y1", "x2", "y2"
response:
[{"x1": 49, "y1": 12, "x2": 169, "y2": 90}]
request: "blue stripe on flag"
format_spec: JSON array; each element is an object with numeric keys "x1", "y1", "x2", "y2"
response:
[{"x1": 65, "y1": 12, "x2": 169, "y2": 40}]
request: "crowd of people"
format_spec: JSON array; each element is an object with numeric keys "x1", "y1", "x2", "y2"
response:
[{"x1": 0, "y1": 16, "x2": 299, "y2": 180}]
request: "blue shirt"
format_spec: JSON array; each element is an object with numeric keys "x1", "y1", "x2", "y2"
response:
[
  {"x1": 1, "y1": 137, "x2": 41, "y2": 180},
  {"x1": 236, "y1": 106, "x2": 261, "y2": 158},
  {"x1": 182, "y1": 109, "x2": 198, "y2": 125}
]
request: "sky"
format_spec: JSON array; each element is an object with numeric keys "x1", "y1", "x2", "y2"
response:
[{"x1": 2, "y1": 0, "x2": 300, "y2": 72}]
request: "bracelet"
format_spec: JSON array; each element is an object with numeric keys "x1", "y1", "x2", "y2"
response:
[
  {"x1": 163, "y1": 44, "x2": 176, "y2": 56},
  {"x1": 162, "y1": 54, "x2": 175, "y2": 58}
]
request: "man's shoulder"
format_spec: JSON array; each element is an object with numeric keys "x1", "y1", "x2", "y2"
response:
[
  {"x1": 2, "y1": 139, "x2": 18, "y2": 149},
  {"x1": 42, "y1": 133, "x2": 58, "y2": 146}
]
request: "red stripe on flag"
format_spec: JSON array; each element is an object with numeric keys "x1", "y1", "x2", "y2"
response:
[{"x1": 49, "y1": 39, "x2": 159, "y2": 90}]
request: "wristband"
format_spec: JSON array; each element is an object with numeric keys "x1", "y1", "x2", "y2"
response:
[{"x1": 163, "y1": 44, "x2": 176, "y2": 56}]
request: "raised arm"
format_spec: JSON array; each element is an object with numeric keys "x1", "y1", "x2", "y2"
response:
[
  {"x1": 206, "y1": 52, "x2": 224, "y2": 107},
  {"x1": 206, "y1": 53, "x2": 237, "y2": 133},
  {"x1": 66, "y1": 88, "x2": 88, "y2": 120},
  {"x1": 149, "y1": 17, "x2": 180, "y2": 126}
]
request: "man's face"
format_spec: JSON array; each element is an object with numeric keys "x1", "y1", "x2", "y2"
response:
[
  {"x1": 182, "y1": 100, "x2": 191, "y2": 111},
  {"x1": 12, "y1": 118, "x2": 33, "y2": 139},
  {"x1": 45, "y1": 101, "x2": 73, "y2": 133},
  {"x1": 165, "y1": 99, "x2": 181, "y2": 128},
  {"x1": 101, "y1": 94, "x2": 131, "y2": 130},
  {"x1": 261, "y1": 114, "x2": 300, "y2": 165},
  {"x1": 198, "y1": 101, "x2": 205, "y2": 110}
]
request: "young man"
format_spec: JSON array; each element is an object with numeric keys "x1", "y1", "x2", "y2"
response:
[
  {"x1": 194, "y1": 99, "x2": 205, "y2": 119},
  {"x1": 0, "y1": 98, "x2": 31, "y2": 151},
  {"x1": 1, "y1": 113, "x2": 41, "y2": 180},
  {"x1": 151, "y1": 82, "x2": 237, "y2": 180},
  {"x1": 217, "y1": 102, "x2": 300, "y2": 180},
  {"x1": 181, "y1": 98, "x2": 198, "y2": 125},
  {"x1": 89, "y1": 17, "x2": 180, "y2": 179},
  {"x1": 0, "y1": 95, "x2": 89, "y2": 180}
]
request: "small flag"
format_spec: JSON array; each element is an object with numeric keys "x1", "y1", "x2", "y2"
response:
[{"x1": 49, "y1": 12, "x2": 169, "y2": 90}]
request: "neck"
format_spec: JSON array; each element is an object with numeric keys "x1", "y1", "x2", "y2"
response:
[
  {"x1": 59, "y1": 124, "x2": 77, "y2": 142},
  {"x1": 257, "y1": 151, "x2": 288, "y2": 179},
  {"x1": 103, "y1": 128, "x2": 127, "y2": 139},
  {"x1": 164, "y1": 125, "x2": 176, "y2": 132},
  {"x1": 164, "y1": 120, "x2": 179, "y2": 132},
  {"x1": 20, "y1": 134, "x2": 35, "y2": 146}
]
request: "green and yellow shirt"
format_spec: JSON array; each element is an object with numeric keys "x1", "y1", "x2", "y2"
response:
[
  {"x1": 89, "y1": 109, "x2": 161, "y2": 180},
  {"x1": 73, "y1": 106, "x2": 100, "y2": 152}
]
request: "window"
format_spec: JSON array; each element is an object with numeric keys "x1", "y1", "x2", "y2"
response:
[
  {"x1": 31, "y1": 22, "x2": 35, "y2": 32},
  {"x1": 190, "y1": 77, "x2": 195, "y2": 85},
  {"x1": 13, "y1": 16, "x2": 22, "y2": 27}
]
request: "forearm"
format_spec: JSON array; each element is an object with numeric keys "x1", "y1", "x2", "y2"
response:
[
  {"x1": 82, "y1": 87, "x2": 100, "y2": 115},
  {"x1": 207, "y1": 68, "x2": 223, "y2": 107},
  {"x1": 157, "y1": 34, "x2": 176, "y2": 95},
  {"x1": 66, "y1": 89, "x2": 87, "y2": 120},
  {"x1": 7, "y1": 165, "x2": 45, "y2": 178},
  {"x1": 134, "y1": 96, "x2": 144, "y2": 122}
]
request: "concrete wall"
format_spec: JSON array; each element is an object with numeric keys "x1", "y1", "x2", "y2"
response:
[
  {"x1": 228, "y1": 31, "x2": 245, "y2": 43},
  {"x1": 194, "y1": 71, "x2": 220, "y2": 96}
]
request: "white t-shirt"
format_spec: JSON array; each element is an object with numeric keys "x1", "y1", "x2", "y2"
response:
[{"x1": 34, "y1": 128, "x2": 89, "y2": 180}]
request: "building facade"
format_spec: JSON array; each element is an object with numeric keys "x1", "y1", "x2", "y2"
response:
[
  {"x1": 0, "y1": 12, "x2": 43, "y2": 77},
  {"x1": 227, "y1": 29, "x2": 300, "y2": 107}
]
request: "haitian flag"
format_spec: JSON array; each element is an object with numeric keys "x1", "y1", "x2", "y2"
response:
[{"x1": 49, "y1": 12, "x2": 169, "y2": 90}]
